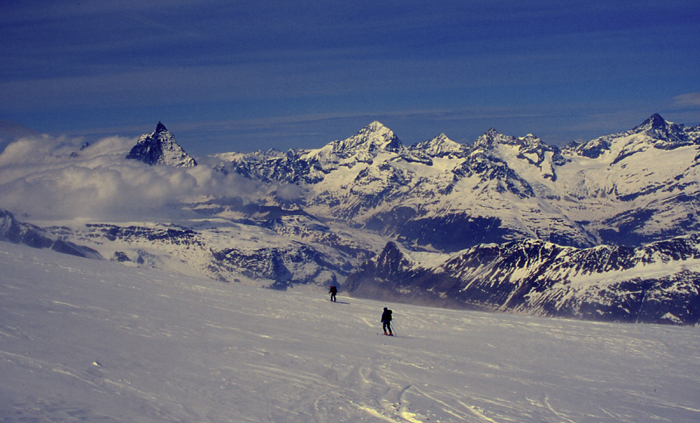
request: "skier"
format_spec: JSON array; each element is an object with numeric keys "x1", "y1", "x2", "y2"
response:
[
  {"x1": 329, "y1": 285, "x2": 337, "y2": 302},
  {"x1": 381, "y1": 307, "x2": 393, "y2": 336}
]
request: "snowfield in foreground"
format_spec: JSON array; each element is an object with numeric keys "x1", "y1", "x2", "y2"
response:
[{"x1": 1, "y1": 242, "x2": 699, "y2": 422}]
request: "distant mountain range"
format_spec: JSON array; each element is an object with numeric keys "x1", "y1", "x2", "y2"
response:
[
  {"x1": 216, "y1": 113, "x2": 700, "y2": 251},
  {"x1": 4, "y1": 114, "x2": 700, "y2": 324}
]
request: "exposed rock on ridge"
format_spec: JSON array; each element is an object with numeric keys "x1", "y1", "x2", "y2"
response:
[
  {"x1": 0, "y1": 209, "x2": 102, "y2": 259},
  {"x1": 217, "y1": 114, "x2": 700, "y2": 251},
  {"x1": 345, "y1": 237, "x2": 700, "y2": 325},
  {"x1": 126, "y1": 122, "x2": 197, "y2": 167}
]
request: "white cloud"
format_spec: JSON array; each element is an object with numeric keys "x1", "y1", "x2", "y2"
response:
[
  {"x1": 0, "y1": 134, "x2": 264, "y2": 222},
  {"x1": 0, "y1": 134, "x2": 75, "y2": 166},
  {"x1": 274, "y1": 182, "x2": 307, "y2": 203},
  {"x1": 672, "y1": 92, "x2": 700, "y2": 108}
]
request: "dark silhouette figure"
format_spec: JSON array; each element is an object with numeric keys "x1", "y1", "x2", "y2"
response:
[
  {"x1": 381, "y1": 307, "x2": 393, "y2": 336},
  {"x1": 329, "y1": 285, "x2": 337, "y2": 302}
]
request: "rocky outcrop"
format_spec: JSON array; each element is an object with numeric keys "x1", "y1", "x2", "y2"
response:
[
  {"x1": 126, "y1": 122, "x2": 197, "y2": 167},
  {"x1": 0, "y1": 209, "x2": 102, "y2": 259},
  {"x1": 345, "y1": 237, "x2": 700, "y2": 325}
]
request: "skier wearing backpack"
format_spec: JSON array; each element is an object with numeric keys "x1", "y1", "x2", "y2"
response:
[
  {"x1": 329, "y1": 285, "x2": 337, "y2": 302},
  {"x1": 381, "y1": 307, "x2": 393, "y2": 336}
]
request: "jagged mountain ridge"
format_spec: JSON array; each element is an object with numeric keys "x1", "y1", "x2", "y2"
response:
[
  {"x1": 215, "y1": 122, "x2": 595, "y2": 250},
  {"x1": 564, "y1": 113, "x2": 700, "y2": 159},
  {"x1": 215, "y1": 114, "x2": 700, "y2": 251},
  {"x1": 37, "y1": 205, "x2": 383, "y2": 290},
  {"x1": 126, "y1": 122, "x2": 197, "y2": 167},
  {"x1": 7, "y1": 114, "x2": 700, "y2": 325},
  {"x1": 343, "y1": 237, "x2": 700, "y2": 325},
  {"x1": 0, "y1": 209, "x2": 102, "y2": 259}
]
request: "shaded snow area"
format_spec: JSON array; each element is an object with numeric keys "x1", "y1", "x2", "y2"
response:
[{"x1": 1, "y1": 243, "x2": 700, "y2": 423}]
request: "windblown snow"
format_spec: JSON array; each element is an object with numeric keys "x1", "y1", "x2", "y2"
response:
[{"x1": 1, "y1": 242, "x2": 699, "y2": 422}]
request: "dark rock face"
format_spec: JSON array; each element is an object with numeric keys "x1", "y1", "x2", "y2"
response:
[
  {"x1": 345, "y1": 237, "x2": 700, "y2": 325},
  {"x1": 0, "y1": 209, "x2": 102, "y2": 259},
  {"x1": 365, "y1": 211, "x2": 511, "y2": 252},
  {"x1": 126, "y1": 122, "x2": 197, "y2": 167},
  {"x1": 211, "y1": 245, "x2": 343, "y2": 290},
  {"x1": 85, "y1": 223, "x2": 201, "y2": 246}
]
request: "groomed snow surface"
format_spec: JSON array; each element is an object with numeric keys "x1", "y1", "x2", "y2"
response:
[{"x1": 1, "y1": 242, "x2": 699, "y2": 423}]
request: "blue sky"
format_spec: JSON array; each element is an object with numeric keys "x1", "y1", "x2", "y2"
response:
[{"x1": 1, "y1": 0, "x2": 699, "y2": 156}]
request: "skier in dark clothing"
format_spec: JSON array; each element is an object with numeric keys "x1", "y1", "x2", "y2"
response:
[
  {"x1": 329, "y1": 285, "x2": 337, "y2": 302},
  {"x1": 381, "y1": 307, "x2": 393, "y2": 336}
]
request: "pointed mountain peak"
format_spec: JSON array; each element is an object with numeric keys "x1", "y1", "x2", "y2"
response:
[
  {"x1": 155, "y1": 121, "x2": 168, "y2": 134},
  {"x1": 635, "y1": 113, "x2": 669, "y2": 131},
  {"x1": 419, "y1": 133, "x2": 453, "y2": 145},
  {"x1": 474, "y1": 128, "x2": 515, "y2": 149},
  {"x1": 333, "y1": 121, "x2": 403, "y2": 154},
  {"x1": 630, "y1": 113, "x2": 689, "y2": 145},
  {"x1": 430, "y1": 133, "x2": 456, "y2": 146},
  {"x1": 362, "y1": 121, "x2": 390, "y2": 133},
  {"x1": 411, "y1": 133, "x2": 464, "y2": 157},
  {"x1": 126, "y1": 122, "x2": 197, "y2": 167},
  {"x1": 570, "y1": 113, "x2": 691, "y2": 159},
  {"x1": 355, "y1": 121, "x2": 397, "y2": 141}
]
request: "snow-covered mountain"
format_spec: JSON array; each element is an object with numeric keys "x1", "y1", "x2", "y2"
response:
[
  {"x1": 126, "y1": 122, "x2": 197, "y2": 167},
  {"x1": 558, "y1": 113, "x2": 700, "y2": 245},
  {"x1": 26, "y1": 203, "x2": 386, "y2": 290},
  {"x1": 203, "y1": 114, "x2": 700, "y2": 324},
  {"x1": 216, "y1": 114, "x2": 700, "y2": 252},
  {"x1": 4, "y1": 114, "x2": 700, "y2": 325},
  {"x1": 344, "y1": 237, "x2": 700, "y2": 325}
]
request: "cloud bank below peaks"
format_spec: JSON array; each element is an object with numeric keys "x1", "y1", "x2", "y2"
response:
[{"x1": 0, "y1": 134, "x2": 263, "y2": 222}]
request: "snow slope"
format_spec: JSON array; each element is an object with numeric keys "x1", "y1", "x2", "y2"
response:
[{"x1": 1, "y1": 242, "x2": 699, "y2": 422}]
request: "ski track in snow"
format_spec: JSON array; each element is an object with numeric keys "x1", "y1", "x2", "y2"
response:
[{"x1": 1, "y1": 242, "x2": 700, "y2": 422}]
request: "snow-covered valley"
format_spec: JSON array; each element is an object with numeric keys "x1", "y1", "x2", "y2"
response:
[{"x1": 2, "y1": 242, "x2": 699, "y2": 422}]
